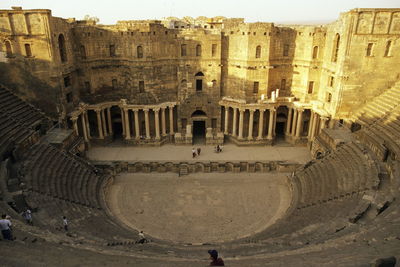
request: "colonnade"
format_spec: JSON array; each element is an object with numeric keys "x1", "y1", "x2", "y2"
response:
[
  {"x1": 222, "y1": 104, "x2": 330, "y2": 142},
  {"x1": 70, "y1": 102, "x2": 176, "y2": 142},
  {"x1": 223, "y1": 106, "x2": 277, "y2": 140}
]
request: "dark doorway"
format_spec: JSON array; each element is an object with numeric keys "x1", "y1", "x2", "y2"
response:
[
  {"x1": 196, "y1": 79, "x2": 202, "y2": 91},
  {"x1": 276, "y1": 122, "x2": 285, "y2": 137},
  {"x1": 193, "y1": 121, "x2": 206, "y2": 144},
  {"x1": 113, "y1": 120, "x2": 123, "y2": 138}
]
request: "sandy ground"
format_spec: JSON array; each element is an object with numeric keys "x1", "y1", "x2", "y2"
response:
[
  {"x1": 106, "y1": 172, "x2": 291, "y2": 244},
  {"x1": 87, "y1": 144, "x2": 312, "y2": 163}
]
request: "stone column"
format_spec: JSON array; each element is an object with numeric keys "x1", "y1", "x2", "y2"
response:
[
  {"x1": 257, "y1": 109, "x2": 265, "y2": 140},
  {"x1": 71, "y1": 116, "x2": 78, "y2": 135},
  {"x1": 169, "y1": 105, "x2": 174, "y2": 134},
  {"x1": 295, "y1": 109, "x2": 304, "y2": 137},
  {"x1": 238, "y1": 108, "x2": 244, "y2": 139},
  {"x1": 101, "y1": 109, "x2": 108, "y2": 136},
  {"x1": 95, "y1": 109, "x2": 104, "y2": 139},
  {"x1": 232, "y1": 107, "x2": 238, "y2": 137},
  {"x1": 107, "y1": 107, "x2": 113, "y2": 135},
  {"x1": 267, "y1": 108, "x2": 275, "y2": 139},
  {"x1": 248, "y1": 109, "x2": 254, "y2": 140},
  {"x1": 154, "y1": 108, "x2": 160, "y2": 140},
  {"x1": 120, "y1": 107, "x2": 125, "y2": 136},
  {"x1": 80, "y1": 114, "x2": 88, "y2": 141},
  {"x1": 291, "y1": 109, "x2": 298, "y2": 136},
  {"x1": 84, "y1": 111, "x2": 91, "y2": 138},
  {"x1": 134, "y1": 109, "x2": 140, "y2": 139},
  {"x1": 319, "y1": 117, "x2": 328, "y2": 133},
  {"x1": 161, "y1": 107, "x2": 167, "y2": 136},
  {"x1": 308, "y1": 111, "x2": 314, "y2": 139},
  {"x1": 144, "y1": 109, "x2": 150, "y2": 139},
  {"x1": 286, "y1": 107, "x2": 292, "y2": 135},
  {"x1": 310, "y1": 113, "x2": 318, "y2": 139},
  {"x1": 124, "y1": 108, "x2": 131, "y2": 140},
  {"x1": 224, "y1": 106, "x2": 229, "y2": 134}
]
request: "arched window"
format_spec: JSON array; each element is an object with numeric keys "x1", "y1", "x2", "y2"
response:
[
  {"x1": 180, "y1": 79, "x2": 187, "y2": 88},
  {"x1": 195, "y1": 72, "x2": 204, "y2": 91},
  {"x1": 196, "y1": 44, "x2": 201, "y2": 56},
  {"x1": 80, "y1": 45, "x2": 86, "y2": 59},
  {"x1": 255, "y1": 45, "x2": 261, "y2": 58},
  {"x1": 384, "y1": 41, "x2": 392, "y2": 57},
  {"x1": 5, "y1": 41, "x2": 12, "y2": 57},
  {"x1": 24, "y1": 44, "x2": 32, "y2": 57},
  {"x1": 137, "y1": 45, "x2": 143, "y2": 58},
  {"x1": 312, "y1": 46, "x2": 318, "y2": 59},
  {"x1": 58, "y1": 34, "x2": 67, "y2": 62},
  {"x1": 212, "y1": 80, "x2": 217, "y2": 89},
  {"x1": 331, "y1": 34, "x2": 340, "y2": 62},
  {"x1": 181, "y1": 44, "x2": 187, "y2": 56}
]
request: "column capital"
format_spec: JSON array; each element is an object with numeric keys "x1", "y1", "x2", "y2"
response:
[
  {"x1": 248, "y1": 108, "x2": 255, "y2": 113},
  {"x1": 239, "y1": 108, "x2": 245, "y2": 113},
  {"x1": 94, "y1": 108, "x2": 102, "y2": 113},
  {"x1": 143, "y1": 108, "x2": 149, "y2": 113},
  {"x1": 71, "y1": 116, "x2": 78, "y2": 121},
  {"x1": 153, "y1": 107, "x2": 160, "y2": 112},
  {"x1": 132, "y1": 108, "x2": 139, "y2": 112}
]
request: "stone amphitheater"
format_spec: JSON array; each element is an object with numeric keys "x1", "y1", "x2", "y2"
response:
[{"x1": 0, "y1": 6, "x2": 400, "y2": 266}]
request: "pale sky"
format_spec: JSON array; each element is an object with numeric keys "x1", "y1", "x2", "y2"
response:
[{"x1": 1, "y1": 0, "x2": 399, "y2": 24}]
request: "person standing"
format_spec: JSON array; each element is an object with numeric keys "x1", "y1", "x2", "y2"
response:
[
  {"x1": 0, "y1": 214, "x2": 13, "y2": 240},
  {"x1": 63, "y1": 216, "x2": 68, "y2": 231},
  {"x1": 192, "y1": 148, "x2": 197, "y2": 158},
  {"x1": 23, "y1": 209, "x2": 33, "y2": 225},
  {"x1": 208, "y1": 249, "x2": 224, "y2": 266},
  {"x1": 137, "y1": 231, "x2": 147, "y2": 244},
  {"x1": 197, "y1": 147, "x2": 201, "y2": 156}
]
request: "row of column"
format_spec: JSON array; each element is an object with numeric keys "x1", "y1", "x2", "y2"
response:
[
  {"x1": 122, "y1": 105, "x2": 174, "y2": 140},
  {"x1": 307, "y1": 111, "x2": 329, "y2": 139},
  {"x1": 223, "y1": 106, "x2": 277, "y2": 140},
  {"x1": 285, "y1": 107, "x2": 304, "y2": 138}
]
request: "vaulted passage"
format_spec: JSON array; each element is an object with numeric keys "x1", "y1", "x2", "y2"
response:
[{"x1": 193, "y1": 120, "x2": 206, "y2": 144}]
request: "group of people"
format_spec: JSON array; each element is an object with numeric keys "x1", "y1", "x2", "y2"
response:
[
  {"x1": 192, "y1": 147, "x2": 202, "y2": 158},
  {"x1": 214, "y1": 145, "x2": 223, "y2": 153}
]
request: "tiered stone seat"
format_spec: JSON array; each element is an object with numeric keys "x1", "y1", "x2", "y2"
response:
[
  {"x1": 294, "y1": 142, "x2": 379, "y2": 208},
  {"x1": 23, "y1": 143, "x2": 103, "y2": 209},
  {"x1": 0, "y1": 86, "x2": 50, "y2": 129},
  {"x1": 352, "y1": 81, "x2": 400, "y2": 126}
]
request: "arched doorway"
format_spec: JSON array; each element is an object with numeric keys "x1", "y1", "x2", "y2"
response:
[
  {"x1": 110, "y1": 106, "x2": 123, "y2": 139},
  {"x1": 191, "y1": 110, "x2": 207, "y2": 144},
  {"x1": 276, "y1": 113, "x2": 287, "y2": 138}
]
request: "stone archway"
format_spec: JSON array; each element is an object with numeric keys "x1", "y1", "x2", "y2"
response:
[{"x1": 191, "y1": 110, "x2": 207, "y2": 144}]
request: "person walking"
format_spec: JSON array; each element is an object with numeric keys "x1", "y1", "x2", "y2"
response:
[
  {"x1": 0, "y1": 214, "x2": 13, "y2": 240},
  {"x1": 136, "y1": 231, "x2": 148, "y2": 244},
  {"x1": 192, "y1": 148, "x2": 197, "y2": 158},
  {"x1": 197, "y1": 147, "x2": 201, "y2": 156},
  {"x1": 63, "y1": 216, "x2": 68, "y2": 231}
]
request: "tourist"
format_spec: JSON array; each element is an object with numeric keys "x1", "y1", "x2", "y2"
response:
[
  {"x1": 63, "y1": 216, "x2": 68, "y2": 231},
  {"x1": 192, "y1": 148, "x2": 197, "y2": 158},
  {"x1": 136, "y1": 230, "x2": 148, "y2": 244},
  {"x1": 197, "y1": 147, "x2": 201, "y2": 156},
  {"x1": 0, "y1": 214, "x2": 13, "y2": 240},
  {"x1": 208, "y1": 249, "x2": 224, "y2": 266},
  {"x1": 22, "y1": 209, "x2": 33, "y2": 225}
]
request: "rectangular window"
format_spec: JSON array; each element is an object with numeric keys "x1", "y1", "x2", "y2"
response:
[
  {"x1": 328, "y1": 76, "x2": 334, "y2": 87},
  {"x1": 212, "y1": 44, "x2": 217, "y2": 57},
  {"x1": 84, "y1": 81, "x2": 91, "y2": 93},
  {"x1": 64, "y1": 76, "x2": 71, "y2": 87},
  {"x1": 308, "y1": 81, "x2": 314, "y2": 94},
  {"x1": 139, "y1": 81, "x2": 144, "y2": 93},
  {"x1": 384, "y1": 41, "x2": 392, "y2": 57},
  {"x1": 181, "y1": 118, "x2": 187, "y2": 130},
  {"x1": 283, "y1": 44, "x2": 289, "y2": 56},
  {"x1": 366, "y1": 43, "x2": 374, "y2": 56},
  {"x1": 253, "y1": 82, "x2": 259, "y2": 94},
  {"x1": 112, "y1": 79, "x2": 117, "y2": 89},
  {"x1": 66, "y1": 92, "x2": 73, "y2": 103},
  {"x1": 181, "y1": 44, "x2": 187, "y2": 56},
  {"x1": 281, "y1": 79, "x2": 286, "y2": 90},
  {"x1": 212, "y1": 118, "x2": 217, "y2": 129},
  {"x1": 25, "y1": 44, "x2": 32, "y2": 57},
  {"x1": 109, "y1": 44, "x2": 115, "y2": 57},
  {"x1": 327, "y1": 93, "x2": 332, "y2": 103}
]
